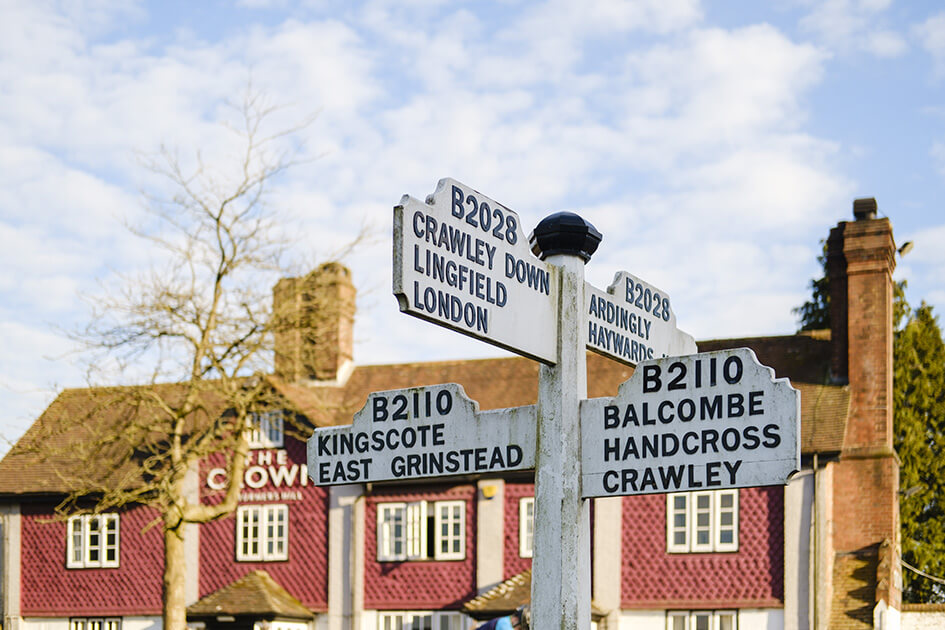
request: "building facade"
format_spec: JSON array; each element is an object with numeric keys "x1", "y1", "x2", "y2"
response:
[{"x1": 0, "y1": 205, "x2": 911, "y2": 630}]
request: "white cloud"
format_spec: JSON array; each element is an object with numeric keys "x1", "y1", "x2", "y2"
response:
[
  {"x1": 915, "y1": 12, "x2": 945, "y2": 76},
  {"x1": 799, "y1": 0, "x2": 906, "y2": 57},
  {"x1": 0, "y1": 0, "x2": 874, "y2": 451}
]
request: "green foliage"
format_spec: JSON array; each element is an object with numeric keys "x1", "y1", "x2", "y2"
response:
[{"x1": 895, "y1": 302, "x2": 945, "y2": 602}]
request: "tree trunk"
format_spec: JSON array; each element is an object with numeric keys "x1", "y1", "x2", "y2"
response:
[{"x1": 163, "y1": 520, "x2": 187, "y2": 630}]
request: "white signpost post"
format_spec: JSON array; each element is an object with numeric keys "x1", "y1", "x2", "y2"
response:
[
  {"x1": 308, "y1": 178, "x2": 800, "y2": 630},
  {"x1": 307, "y1": 383, "x2": 536, "y2": 485}
]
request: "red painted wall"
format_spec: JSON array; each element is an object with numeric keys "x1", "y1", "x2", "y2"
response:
[
  {"x1": 621, "y1": 487, "x2": 784, "y2": 607},
  {"x1": 199, "y1": 438, "x2": 329, "y2": 611},
  {"x1": 364, "y1": 484, "x2": 476, "y2": 610},
  {"x1": 20, "y1": 501, "x2": 164, "y2": 616},
  {"x1": 503, "y1": 482, "x2": 533, "y2": 580}
]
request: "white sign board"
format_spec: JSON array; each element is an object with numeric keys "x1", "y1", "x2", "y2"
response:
[
  {"x1": 586, "y1": 271, "x2": 696, "y2": 366},
  {"x1": 581, "y1": 348, "x2": 799, "y2": 497},
  {"x1": 394, "y1": 178, "x2": 558, "y2": 364},
  {"x1": 307, "y1": 383, "x2": 536, "y2": 485}
]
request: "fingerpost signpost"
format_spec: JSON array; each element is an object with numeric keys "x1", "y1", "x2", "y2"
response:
[{"x1": 308, "y1": 178, "x2": 800, "y2": 630}]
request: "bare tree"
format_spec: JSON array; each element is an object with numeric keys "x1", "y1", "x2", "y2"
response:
[{"x1": 24, "y1": 87, "x2": 357, "y2": 630}]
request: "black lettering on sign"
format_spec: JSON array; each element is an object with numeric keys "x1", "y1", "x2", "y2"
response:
[
  {"x1": 450, "y1": 185, "x2": 518, "y2": 244},
  {"x1": 667, "y1": 362, "x2": 686, "y2": 390},
  {"x1": 642, "y1": 365, "x2": 661, "y2": 393},
  {"x1": 723, "y1": 355, "x2": 743, "y2": 384},
  {"x1": 370, "y1": 389, "x2": 455, "y2": 422},
  {"x1": 624, "y1": 277, "x2": 671, "y2": 321}
]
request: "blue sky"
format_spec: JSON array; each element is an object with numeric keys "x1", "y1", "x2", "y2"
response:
[{"x1": 2, "y1": 0, "x2": 944, "y2": 451}]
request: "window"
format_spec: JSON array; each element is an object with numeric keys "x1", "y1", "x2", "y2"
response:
[
  {"x1": 70, "y1": 618, "x2": 121, "y2": 630},
  {"x1": 248, "y1": 410, "x2": 284, "y2": 448},
  {"x1": 666, "y1": 490, "x2": 738, "y2": 553},
  {"x1": 67, "y1": 514, "x2": 119, "y2": 568},
  {"x1": 377, "y1": 611, "x2": 466, "y2": 630},
  {"x1": 519, "y1": 497, "x2": 534, "y2": 558},
  {"x1": 236, "y1": 504, "x2": 288, "y2": 561},
  {"x1": 667, "y1": 611, "x2": 736, "y2": 630},
  {"x1": 377, "y1": 500, "x2": 466, "y2": 561}
]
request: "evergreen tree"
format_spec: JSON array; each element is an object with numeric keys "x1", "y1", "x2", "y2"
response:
[
  {"x1": 793, "y1": 240, "x2": 830, "y2": 330},
  {"x1": 895, "y1": 303, "x2": 945, "y2": 602}
]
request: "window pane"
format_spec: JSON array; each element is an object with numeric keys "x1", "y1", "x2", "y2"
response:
[
  {"x1": 103, "y1": 515, "x2": 119, "y2": 565},
  {"x1": 694, "y1": 614, "x2": 710, "y2": 630},
  {"x1": 434, "y1": 501, "x2": 465, "y2": 560},
  {"x1": 697, "y1": 495, "x2": 710, "y2": 509},
  {"x1": 718, "y1": 614, "x2": 734, "y2": 630},
  {"x1": 70, "y1": 518, "x2": 84, "y2": 565},
  {"x1": 520, "y1": 497, "x2": 535, "y2": 558},
  {"x1": 88, "y1": 517, "x2": 101, "y2": 563},
  {"x1": 720, "y1": 494, "x2": 733, "y2": 508}
]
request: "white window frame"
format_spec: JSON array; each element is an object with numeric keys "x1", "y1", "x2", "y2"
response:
[
  {"x1": 377, "y1": 611, "x2": 466, "y2": 630},
  {"x1": 377, "y1": 503, "x2": 407, "y2": 561},
  {"x1": 434, "y1": 500, "x2": 465, "y2": 560},
  {"x1": 248, "y1": 410, "x2": 284, "y2": 449},
  {"x1": 236, "y1": 504, "x2": 289, "y2": 561},
  {"x1": 71, "y1": 618, "x2": 121, "y2": 630},
  {"x1": 66, "y1": 514, "x2": 119, "y2": 568},
  {"x1": 519, "y1": 497, "x2": 534, "y2": 558},
  {"x1": 377, "y1": 500, "x2": 466, "y2": 561},
  {"x1": 666, "y1": 611, "x2": 737, "y2": 630},
  {"x1": 665, "y1": 490, "x2": 738, "y2": 553}
]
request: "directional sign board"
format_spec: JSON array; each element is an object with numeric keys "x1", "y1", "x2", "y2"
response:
[
  {"x1": 394, "y1": 178, "x2": 558, "y2": 364},
  {"x1": 586, "y1": 271, "x2": 696, "y2": 366},
  {"x1": 580, "y1": 348, "x2": 799, "y2": 498},
  {"x1": 307, "y1": 383, "x2": 536, "y2": 485}
]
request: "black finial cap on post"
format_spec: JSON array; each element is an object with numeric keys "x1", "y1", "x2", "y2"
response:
[{"x1": 529, "y1": 212, "x2": 602, "y2": 262}]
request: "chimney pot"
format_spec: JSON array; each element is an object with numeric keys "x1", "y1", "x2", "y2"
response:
[{"x1": 853, "y1": 197, "x2": 878, "y2": 221}]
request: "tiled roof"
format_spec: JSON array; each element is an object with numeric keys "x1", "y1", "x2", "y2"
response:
[
  {"x1": 0, "y1": 383, "x2": 228, "y2": 496},
  {"x1": 463, "y1": 570, "x2": 532, "y2": 617},
  {"x1": 463, "y1": 570, "x2": 606, "y2": 619},
  {"x1": 0, "y1": 331, "x2": 846, "y2": 494},
  {"x1": 187, "y1": 570, "x2": 313, "y2": 619},
  {"x1": 698, "y1": 330, "x2": 832, "y2": 384}
]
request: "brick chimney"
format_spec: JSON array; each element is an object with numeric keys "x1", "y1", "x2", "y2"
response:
[
  {"x1": 273, "y1": 262, "x2": 355, "y2": 384},
  {"x1": 826, "y1": 198, "x2": 901, "y2": 609},
  {"x1": 826, "y1": 197, "x2": 896, "y2": 449}
]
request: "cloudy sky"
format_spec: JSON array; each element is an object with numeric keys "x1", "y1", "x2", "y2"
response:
[{"x1": 2, "y1": 0, "x2": 944, "y2": 450}]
